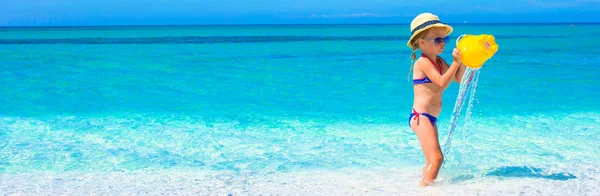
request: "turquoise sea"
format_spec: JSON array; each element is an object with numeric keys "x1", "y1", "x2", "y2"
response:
[{"x1": 1, "y1": 24, "x2": 599, "y2": 195}]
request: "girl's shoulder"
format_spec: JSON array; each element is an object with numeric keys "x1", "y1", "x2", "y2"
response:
[
  {"x1": 415, "y1": 56, "x2": 442, "y2": 68},
  {"x1": 413, "y1": 57, "x2": 430, "y2": 69}
]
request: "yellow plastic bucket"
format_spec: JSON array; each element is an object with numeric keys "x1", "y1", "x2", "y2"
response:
[{"x1": 455, "y1": 34, "x2": 498, "y2": 69}]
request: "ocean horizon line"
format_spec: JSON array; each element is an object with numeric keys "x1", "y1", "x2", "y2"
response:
[{"x1": 1, "y1": 22, "x2": 598, "y2": 28}]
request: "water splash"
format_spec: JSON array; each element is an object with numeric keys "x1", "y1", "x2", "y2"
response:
[{"x1": 442, "y1": 68, "x2": 481, "y2": 159}]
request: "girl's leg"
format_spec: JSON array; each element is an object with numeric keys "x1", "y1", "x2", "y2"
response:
[{"x1": 410, "y1": 117, "x2": 443, "y2": 186}]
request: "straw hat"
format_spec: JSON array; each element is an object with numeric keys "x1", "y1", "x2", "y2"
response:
[{"x1": 407, "y1": 13, "x2": 453, "y2": 47}]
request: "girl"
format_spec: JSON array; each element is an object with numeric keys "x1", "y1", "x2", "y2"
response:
[{"x1": 406, "y1": 13, "x2": 466, "y2": 186}]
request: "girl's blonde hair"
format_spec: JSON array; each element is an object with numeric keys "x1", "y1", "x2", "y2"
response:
[{"x1": 407, "y1": 29, "x2": 432, "y2": 81}]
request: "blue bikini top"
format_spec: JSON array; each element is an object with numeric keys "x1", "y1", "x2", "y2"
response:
[{"x1": 413, "y1": 77, "x2": 432, "y2": 84}]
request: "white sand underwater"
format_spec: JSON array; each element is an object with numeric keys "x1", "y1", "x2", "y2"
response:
[{"x1": 1, "y1": 167, "x2": 598, "y2": 195}]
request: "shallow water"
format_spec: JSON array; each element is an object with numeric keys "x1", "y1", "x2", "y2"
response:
[{"x1": 1, "y1": 24, "x2": 599, "y2": 194}]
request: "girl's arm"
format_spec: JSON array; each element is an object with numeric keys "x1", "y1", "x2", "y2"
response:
[
  {"x1": 453, "y1": 62, "x2": 466, "y2": 83},
  {"x1": 416, "y1": 58, "x2": 460, "y2": 89},
  {"x1": 417, "y1": 48, "x2": 462, "y2": 89},
  {"x1": 440, "y1": 54, "x2": 466, "y2": 83}
]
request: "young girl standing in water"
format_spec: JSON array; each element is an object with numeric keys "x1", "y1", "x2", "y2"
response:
[{"x1": 406, "y1": 13, "x2": 466, "y2": 186}]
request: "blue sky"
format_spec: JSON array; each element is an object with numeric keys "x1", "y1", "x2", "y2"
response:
[{"x1": 1, "y1": 0, "x2": 599, "y2": 26}]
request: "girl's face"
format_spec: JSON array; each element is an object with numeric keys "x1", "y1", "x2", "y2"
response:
[{"x1": 419, "y1": 27, "x2": 449, "y2": 55}]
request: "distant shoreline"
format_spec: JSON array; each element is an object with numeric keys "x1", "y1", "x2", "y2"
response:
[{"x1": 0, "y1": 22, "x2": 597, "y2": 28}]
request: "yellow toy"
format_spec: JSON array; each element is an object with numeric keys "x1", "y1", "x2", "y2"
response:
[{"x1": 455, "y1": 34, "x2": 498, "y2": 69}]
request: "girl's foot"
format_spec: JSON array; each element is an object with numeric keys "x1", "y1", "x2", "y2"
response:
[{"x1": 419, "y1": 179, "x2": 434, "y2": 187}]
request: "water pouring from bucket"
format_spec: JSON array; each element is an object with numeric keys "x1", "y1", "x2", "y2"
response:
[{"x1": 442, "y1": 34, "x2": 498, "y2": 164}]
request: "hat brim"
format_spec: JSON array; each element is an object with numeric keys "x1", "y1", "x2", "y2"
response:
[{"x1": 407, "y1": 24, "x2": 453, "y2": 47}]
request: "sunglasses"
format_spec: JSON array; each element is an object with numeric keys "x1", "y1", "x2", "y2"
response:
[{"x1": 423, "y1": 36, "x2": 450, "y2": 46}]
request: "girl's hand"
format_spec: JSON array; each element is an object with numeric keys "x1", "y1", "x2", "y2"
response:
[{"x1": 452, "y1": 48, "x2": 461, "y2": 63}]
